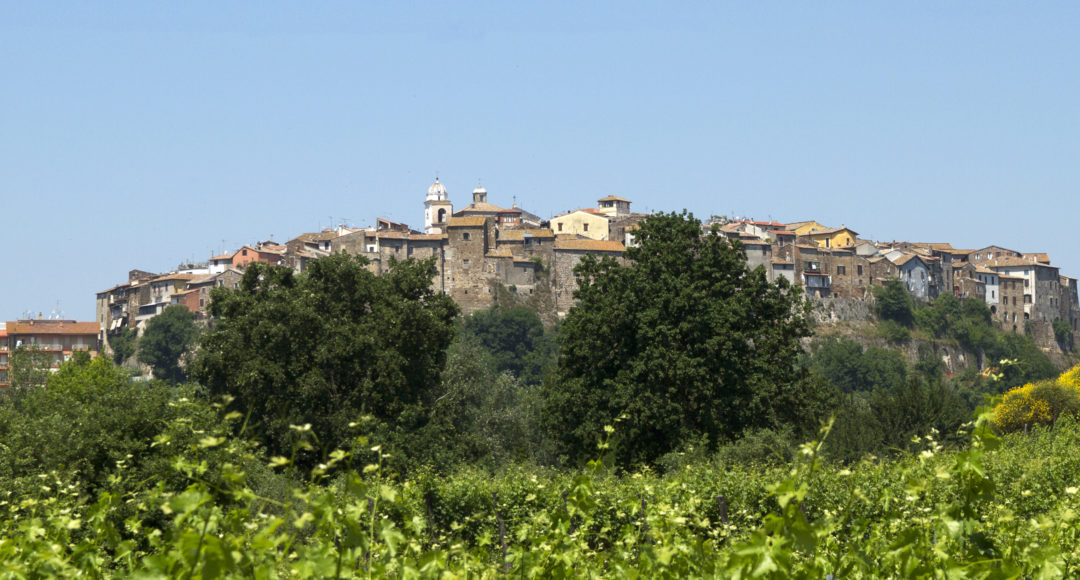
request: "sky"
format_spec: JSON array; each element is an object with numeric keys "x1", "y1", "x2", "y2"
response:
[{"x1": 2, "y1": 2, "x2": 1078, "y2": 321}]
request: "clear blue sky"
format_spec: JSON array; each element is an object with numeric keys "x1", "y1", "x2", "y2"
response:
[{"x1": 3, "y1": 2, "x2": 1078, "y2": 321}]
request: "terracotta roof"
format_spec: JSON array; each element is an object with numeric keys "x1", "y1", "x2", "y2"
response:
[
  {"x1": 210, "y1": 253, "x2": 235, "y2": 261},
  {"x1": 97, "y1": 281, "x2": 132, "y2": 294},
  {"x1": 172, "y1": 288, "x2": 200, "y2": 296},
  {"x1": 554, "y1": 239, "x2": 626, "y2": 252},
  {"x1": 152, "y1": 273, "x2": 196, "y2": 283},
  {"x1": 523, "y1": 229, "x2": 556, "y2": 239},
  {"x1": 1023, "y1": 252, "x2": 1051, "y2": 264},
  {"x1": 376, "y1": 231, "x2": 409, "y2": 239},
  {"x1": 456, "y1": 202, "x2": 506, "y2": 214},
  {"x1": 598, "y1": 195, "x2": 631, "y2": 202},
  {"x1": 7, "y1": 321, "x2": 100, "y2": 335},
  {"x1": 409, "y1": 234, "x2": 445, "y2": 241},
  {"x1": 555, "y1": 208, "x2": 607, "y2": 218},
  {"x1": 187, "y1": 274, "x2": 217, "y2": 286},
  {"x1": 292, "y1": 230, "x2": 340, "y2": 243},
  {"x1": 498, "y1": 208, "x2": 522, "y2": 214},
  {"x1": 447, "y1": 217, "x2": 487, "y2": 227},
  {"x1": 773, "y1": 230, "x2": 796, "y2": 236},
  {"x1": 890, "y1": 254, "x2": 923, "y2": 267},
  {"x1": 985, "y1": 256, "x2": 1046, "y2": 269},
  {"x1": 805, "y1": 226, "x2": 859, "y2": 237},
  {"x1": 498, "y1": 230, "x2": 526, "y2": 241},
  {"x1": 485, "y1": 249, "x2": 513, "y2": 258}
]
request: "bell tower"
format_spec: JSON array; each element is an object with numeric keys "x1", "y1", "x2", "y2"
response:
[{"x1": 424, "y1": 178, "x2": 453, "y2": 234}]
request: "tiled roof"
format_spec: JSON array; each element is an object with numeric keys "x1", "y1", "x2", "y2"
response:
[
  {"x1": 485, "y1": 249, "x2": 514, "y2": 258},
  {"x1": 985, "y1": 256, "x2": 1047, "y2": 269},
  {"x1": 152, "y1": 273, "x2": 196, "y2": 283},
  {"x1": 7, "y1": 321, "x2": 100, "y2": 335},
  {"x1": 210, "y1": 253, "x2": 235, "y2": 261},
  {"x1": 598, "y1": 195, "x2": 631, "y2": 202},
  {"x1": 447, "y1": 217, "x2": 487, "y2": 227},
  {"x1": 456, "y1": 202, "x2": 506, "y2": 214},
  {"x1": 555, "y1": 208, "x2": 607, "y2": 218},
  {"x1": 554, "y1": 239, "x2": 625, "y2": 252},
  {"x1": 523, "y1": 229, "x2": 555, "y2": 239}
]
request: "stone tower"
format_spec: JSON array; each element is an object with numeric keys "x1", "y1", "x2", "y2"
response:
[{"x1": 424, "y1": 178, "x2": 453, "y2": 234}]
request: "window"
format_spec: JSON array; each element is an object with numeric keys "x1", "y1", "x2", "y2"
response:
[
  {"x1": 558, "y1": 223, "x2": 564, "y2": 232},
  {"x1": 463, "y1": 232, "x2": 471, "y2": 241},
  {"x1": 463, "y1": 259, "x2": 470, "y2": 268},
  {"x1": 991, "y1": 290, "x2": 995, "y2": 299},
  {"x1": 1025, "y1": 294, "x2": 1032, "y2": 304},
  {"x1": 583, "y1": 223, "x2": 589, "y2": 232},
  {"x1": 836, "y1": 265, "x2": 846, "y2": 275},
  {"x1": 1025, "y1": 279, "x2": 1030, "y2": 287},
  {"x1": 857, "y1": 265, "x2": 863, "y2": 276}
]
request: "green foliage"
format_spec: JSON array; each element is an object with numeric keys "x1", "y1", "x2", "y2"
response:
[
  {"x1": 410, "y1": 334, "x2": 543, "y2": 470},
  {"x1": 10, "y1": 406, "x2": 1080, "y2": 577},
  {"x1": 461, "y1": 305, "x2": 556, "y2": 386},
  {"x1": 544, "y1": 211, "x2": 823, "y2": 467},
  {"x1": 872, "y1": 279, "x2": 914, "y2": 326},
  {"x1": 109, "y1": 326, "x2": 137, "y2": 365},
  {"x1": 876, "y1": 319, "x2": 910, "y2": 342},
  {"x1": 809, "y1": 338, "x2": 907, "y2": 393},
  {"x1": 137, "y1": 305, "x2": 199, "y2": 382},
  {"x1": 191, "y1": 253, "x2": 459, "y2": 465},
  {"x1": 1055, "y1": 318, "x2": 1074, "y2": 352},
  {"x1": 7, "y1": 344, "x2": 52, "y2": 390}
]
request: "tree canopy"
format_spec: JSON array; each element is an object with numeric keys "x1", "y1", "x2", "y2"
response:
[
  {"x1": 138, "y1": 305, "x2": 199, "y2": 382},
  {"x1": 543, "y1": 211, "x2": 828, "y2": 467},
  {"x1": 190, "y1": 253, "x2": 459, "y2": 463}
]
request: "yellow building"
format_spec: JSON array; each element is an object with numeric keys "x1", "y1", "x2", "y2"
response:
[
  {"x1": 804, "y1": 226, "x2": 859, "y2": 249},
  {"x1": 550, "y1": 209, "x2": 609, "y2": 241},
  {"x1": 785, "y1": 220, "x2": 831, "y2": 236}
]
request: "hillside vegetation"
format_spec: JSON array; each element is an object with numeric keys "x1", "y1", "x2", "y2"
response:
[{"x1": 3, "y1": 212, "x2": 1079, "y2": 576}]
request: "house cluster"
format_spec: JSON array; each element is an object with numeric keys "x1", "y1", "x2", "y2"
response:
[
  {"x1": 92, "y1": 180, "x2": 1079, "y2": 356},
  {"x1": 95, "y1": 180, "x2": 648, "y2": 352},
  {"x1": 717, "y1": 218, "x2": 1080, "y2": 341},
  {"x1": 0, "y1": 318, "x2": 100, "y2": 387}
]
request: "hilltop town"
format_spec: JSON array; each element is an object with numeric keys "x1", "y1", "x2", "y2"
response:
[{"x1": 89, "y1": 179, "x2": 1080, "y2": 357}]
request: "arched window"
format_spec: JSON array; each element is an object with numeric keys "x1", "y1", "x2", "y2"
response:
[{"x1": 437, "y1": 208, "x2": 446, "y2": 223}]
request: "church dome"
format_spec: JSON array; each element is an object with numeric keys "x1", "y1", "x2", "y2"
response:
[
  {"x1": 427, "y1": 178, "x2": 447, "y2": 198},
  {"x1": 473, "y1": 184, "x2": 487, "y2": 195}
]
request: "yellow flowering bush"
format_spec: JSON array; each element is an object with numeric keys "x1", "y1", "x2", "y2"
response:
[{"x1": 993, "y1": 365, "x2": 1080, "y2": 433}]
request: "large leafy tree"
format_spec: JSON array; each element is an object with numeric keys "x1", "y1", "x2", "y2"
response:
[
  {"x1": 190, "y1": 253, "x2": 459, "y2": 462},
  {"x1": 462, "y1": 306, "x2": 556, "y2": 385},
  {"x1": 138, "y1": 305, "x2": 200, "y2": 382},
  {"x1": 543, "y1": 211, "x2": 827, "y2": 466}
]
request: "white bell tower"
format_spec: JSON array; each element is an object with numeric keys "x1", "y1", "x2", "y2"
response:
[{"x1": 424, "y1": 178, "x2": 453, "y2": 234}]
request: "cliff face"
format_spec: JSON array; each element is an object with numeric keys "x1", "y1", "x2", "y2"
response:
[{"x1": 806, "y1": 296, "x2": 1076, "y2": 372}]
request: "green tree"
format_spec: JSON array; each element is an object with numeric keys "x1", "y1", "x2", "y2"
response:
[
  {"x1": 462, "y1": 306, "x2": 556, "y2": 385},
  {"x1": 190, "y1": 254, "x2": 459, "y2": 463},
  {"x1": 873, "y1": 279, "x2": 915, "y2": 326},
  {"x1": 809, "y1": 338, "x2": 907, "y2": 393},
  {"x1": 110, "y1": 326, "x2": 137, "y2": 365},
  {"x1": 138, "y1": 305, "x2": 199, "y2": 382},
  {"x1": 543, "y1": 211, "x2": 826, "y2": 467},
  {"x1": 7, "y1": 344, "x2": 53, "y2": 390}
]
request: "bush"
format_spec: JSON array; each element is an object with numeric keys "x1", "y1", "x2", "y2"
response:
[{"x1": 993, "y1": 365, "x2": 1080, "y2": 433}]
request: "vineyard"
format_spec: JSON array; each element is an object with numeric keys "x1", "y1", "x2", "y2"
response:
[{"x1": 3, "y1": 402, "x2": 1080, "y2": 578}]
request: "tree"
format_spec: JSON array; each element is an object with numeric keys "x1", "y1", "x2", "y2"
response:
[
  {"x1": 110, "y1": 326, "x2": 137, "y2": 365},
  {"x1": 462, "y1": 306, "x2": 556, "y2": 385},
  {"x1": 190, "y1": 254, "x2": 459, "y2": 463},
  {"x1": 873, "y1": 279, "x2": 914, "y2": 326},
  {"x1": 138, "y1": 305, "x2": 199, "y2": 383},
  {"x1": 542, "y1": 211, "x2": 826, "y2": 467},
  {"x1": 7, "y1": 345, "x2": 53, "y2": 390},
  {"x1": 809, "y1": 338, "x2": 907, "y2": 393}
]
